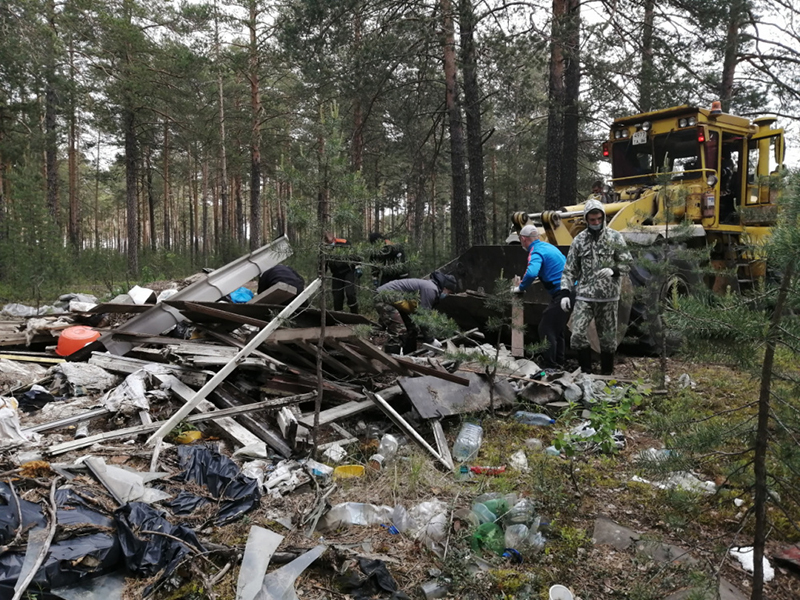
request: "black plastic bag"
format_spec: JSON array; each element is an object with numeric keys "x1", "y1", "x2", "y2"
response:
[
  {"x1": 164, "y1": 491, "x2": 210, "y2": 516},
  {"x1": 176, "y1": 444, "x2": 260, "y2": 523},
  {"x1": 114, "y1": 502, "x2": 204, "y2": 579},
  {"x1": 0, "y1": 532, "x2": 120, "y2": 593},
  {"x1": 0, "y1": 482, "x2": 46, "y2": 545}
]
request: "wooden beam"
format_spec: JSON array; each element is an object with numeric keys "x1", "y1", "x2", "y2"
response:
[
  {"x1": 179, "y1": 301, "x2": 270, "y2": 328},
  {"x1": 47, "y1": 392, "x2": 315, "y2": 456},
  {"x1": 294, "y1": 340, "x2": 355, "y2": 377},
  {"x1": 511, "y1": 300, "x2": 524, "y2": 357},
  {"x1": 327, "y1": 339, "x2": 382, "y2": 373},
  {"x1": 249, "y1": 282, "x2": 297, "y2": 305},
  {"x1": 365, "y1": 389, "x2": 453, "y2": 471},
  {"x1": 261, "y1": 326, "x2": 357, "y2": 344},
  {"x1": 394, "y1": 357, "x2": 470, "y2": 385},
  {"x1": 297, "y1": 399, "x2": 375, "y2": 429},
  {"x1": 349, "y1": 338, "x2": 411, "y2": 374},
  {"x1": 145, "y1": 280, "x2": 321, "y2": 446}
]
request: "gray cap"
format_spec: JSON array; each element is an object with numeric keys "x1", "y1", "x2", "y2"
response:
[{"x1": 519, "y1": 225, "x2": 538, "y2": 238}]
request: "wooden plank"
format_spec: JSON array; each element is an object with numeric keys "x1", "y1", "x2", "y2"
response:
[
  {"x1": 365, "y1": 389, "x2": 453, "y2": 471},
  {"x1": 0, "y1": 353, "x2": 64, "y2": 364},
  {"x1": 178, "y1": 301, "x2": 270, "y2": 328},
  {"x1": 197, "y1": 326, "x2": 287, "y2": 369},
  {"x1": 327, "y1": 339, "x2": 382, "y2": 373},
  {"x1": 431, "y1": 420, "x2": 454, "y2": 470},
  {"x1": 297, "y1": 399, "x2": 375, "y2": 428},
  {"x1": 146, "y1": 280, "x2": 321, "y2": 446},
  {"x1": 153, "y1": 373, "x2": 263, "y2": 448},
  {"x1": 23, "y1": 408, "x2": 110, "y2": 434},
  {"x1": 88, "y1": 304, "x2": 153, "y2": 314},
  {"x1": 47, "y1": 392, "x2": 315, "y2": 456},
  {"x1": 511, "y1": 300, "x2": 524, "y2": 357},
  {"x1": 262, "y1": 326, "x2": 357, "y2": 344},
  {"x1": 249, "y1": 282, "x2": 297, "y2": 305},
  {"x1": 394, "y1": 357, "x2": 470, "y2": 385},
  {"x1": 211, "y1": 384, "x2": 293, "y2": 457},
  {"x1": 294, "y1": 340, "x2": 355, "y2": 377},
  {"x1": 349, "y1": 338, "x2": 410, "y2": 374}
]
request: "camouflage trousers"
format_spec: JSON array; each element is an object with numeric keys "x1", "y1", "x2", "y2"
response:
[
  {"x1": 376, "y1": 302, "x2": 418, "y2": 352},
  {"x1": 570, "y1": 299, "x2": 618, "y2": 353}
]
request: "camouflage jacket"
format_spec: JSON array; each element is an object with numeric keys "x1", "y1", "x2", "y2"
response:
[{"x1": 560, "y1": 227, "x2": 631, "y2": 302}]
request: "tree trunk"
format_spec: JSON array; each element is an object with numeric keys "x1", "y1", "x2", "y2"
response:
[
  {"x1": 720, "y1": 0, "x2": 744, "y2": 112},
  {"x1": 163, "y1": 121, "x2": 171, "y2": 250},
  {"x1": 202, "y1": 155, "x2": 209, "y2": 261},
  {"x1": 545, "y1": 0, "x2": 567, "y2": 211},
  {"x1": 352, "y1": 6, "x2": 364, "y2": 173},
  {"x1": 123, "y1": 107, "x2": 139, "y2": 275},
  {"x1": 45, "y1": 0, "x2": 59, "y2": 222},
  {"x1": 234, "y1": 172, "x2": 244, "y2": 244},
  {"x1": 249, "y1": 1, "x2": 262, "y2": 250},
  {"x1": 441, "y1": 0, "x2": 469, "y2": 255},
  {"x1": 94, "y1": 131, "x2": 101, "y2": 250},
  {"x1": 751, "y1": 263, "x2": 794, "y2": 600},
  {"x1": 459, "y1": 0, "x2": 486, "y2": 246},
  {"x1": 215, "y1": 4, "x2": 229, "y2": 253},
  {"x1": 68, "y1": 35, "x2": 80, "y2": 252},
  {"x1": 559, "y1": 0, "x2": 580, "y2": 206},
  {"x1": 145, "y1": 144, "x2": 156, "y2": 250},
  {"x1": 639, "y1": 0, "x2": 655, "y2": 113}
]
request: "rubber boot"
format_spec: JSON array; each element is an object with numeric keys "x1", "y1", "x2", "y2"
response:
[
  {"x1": 600, "y1": 351, "x2": 615, "y2": 376},
  {"x1": 577, "y1": 347, "x2": 593, "y2": 374}
]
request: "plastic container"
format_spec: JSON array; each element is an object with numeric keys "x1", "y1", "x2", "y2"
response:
[
  {"x1": 420, "y1": 580, "x2": 450, "y2": 599},
  {"x1": 333, "y1": 465, "x2": 365, "y2": 479},
  {"x1": 369, "y1": 433, "x2": 399, "y2": 469},
  {"x1": 549, "y1": 584, "x2": 574, "y2": 600},
  {"x1": 56, "y1": 326, "x2": 100, "y2": 357},
  {"x1": 504, "y1": 524, "x2": 530, "y2": 549},
  {"x1": 505, "y1": 498, "x2": 536, "y2": 526},
  {"x1": 470, "y1": 522, "x2": 505, "y2": 555},
  {"x1": 471, "y1": 502, "x2": 497, "y2": 524},
  {"x1": 481, "y1": 497, "x2": 509, "y2": 519},
  {"x1": 306, "y1": 459, "x2": 334, "y2": 482},
  {"x1": 514, "y1": 411, "x2": 555, "y2": 426},
  {"x1": 452, "y1": 422, "x2": 483, "y2": 462}
]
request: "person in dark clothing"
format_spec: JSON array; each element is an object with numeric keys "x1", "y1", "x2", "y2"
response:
[
  {"x1": 368, "y1": 232, "x2": 410, "y2": 287},
  {"x1": 375, "y1": 271, "x2": 457, "y2": 354},
  {"x1": 257, "y1": 265, "x2": 305, "y2": 300},
  {"x1": 324, "y1": 233, "x2": 360, "y2": 313}
]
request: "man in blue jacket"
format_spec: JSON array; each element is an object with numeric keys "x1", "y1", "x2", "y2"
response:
[{"x1": 512, "y1": 224, "x2": 571, "y2": 369}]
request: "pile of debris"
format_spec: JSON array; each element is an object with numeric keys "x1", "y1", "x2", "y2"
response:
[{"x1": 0, "y1": 238, "x2": 618, "y2": 599}]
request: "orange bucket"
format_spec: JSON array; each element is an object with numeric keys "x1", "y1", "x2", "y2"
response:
[{"x1": 56, "y1": 326, "x2": 100, "y2": 356}]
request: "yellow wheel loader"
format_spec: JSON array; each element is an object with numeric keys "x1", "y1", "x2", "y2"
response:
[{"x1": 437, "y1": 103, "x2": 786, "y2": 352}]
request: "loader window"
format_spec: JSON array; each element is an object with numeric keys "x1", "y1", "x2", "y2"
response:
[{"x1": 611, "y1": 128, "x2": 701, "y2": 183}]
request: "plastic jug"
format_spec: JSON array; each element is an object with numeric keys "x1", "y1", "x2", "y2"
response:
[{"x1": 452, "y1": 422, "x2": 483, "y2": 462}]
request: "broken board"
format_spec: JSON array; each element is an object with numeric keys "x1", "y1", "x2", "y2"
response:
[{"x1": 397, "y1": 372, "x2": 517, "y2": 419}]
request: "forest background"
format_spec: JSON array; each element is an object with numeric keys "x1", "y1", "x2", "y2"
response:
[{"x1": 1, "y1": 0, "x2": 799, "y2": 301}]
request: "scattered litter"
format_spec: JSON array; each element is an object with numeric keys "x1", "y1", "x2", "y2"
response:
[
  {"x1": 631, "y1": 472, "x2": 716, "y2": 494},
  {"x1": 729, "y1": 547, "x2": 774, "y2": 581},
  {"x1": 509, "y1": 449, "x2": 529, "y2": 472}
]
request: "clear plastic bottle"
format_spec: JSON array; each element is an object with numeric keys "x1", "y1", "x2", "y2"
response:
[
  {"x1": 369, "y1": 433, "x2": 399, "y2": 470},
  {"x1": 505, "y1": 498, "x2": 536, "y2": 526},
  {"x1": 452, "y1": 422, "x2": 483, "y2": 462},
  {"x1": 514, "y1": 411, "x2": 555, "y2": 426},
  {"x1": 504, "y1": 523, "x2": 530, "y2": 549}
]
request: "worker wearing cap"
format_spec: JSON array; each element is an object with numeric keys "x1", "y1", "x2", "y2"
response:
[
  {"x1": 512, "y1": 224, "x2": 570, "y2": 369},
  {"x1": 375, "y1": 271, "x2": 457, "y2": 354},
  {"x1": 559, "y1": 199, "x2": 631, "y2": 375}
]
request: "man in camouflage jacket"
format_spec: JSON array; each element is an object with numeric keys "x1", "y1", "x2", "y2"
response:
[{"x1": 560, "y1": 199, "x2": 632, "y2": 375}]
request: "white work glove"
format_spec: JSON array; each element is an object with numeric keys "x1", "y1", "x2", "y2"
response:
[
  {"x1": 596, "y1": 267, "x2": 614, "y2": 279},
  {"x1": 511, "y1": 285, "x2": 522, "y2": 294},
  {"x1": 560, "y1": 297, "x2": 571, "y2": 313}
]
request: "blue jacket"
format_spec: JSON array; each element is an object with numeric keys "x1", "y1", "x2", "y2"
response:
[{"x1": 520, "y1": 239, "x2": 566, "y2": 296}]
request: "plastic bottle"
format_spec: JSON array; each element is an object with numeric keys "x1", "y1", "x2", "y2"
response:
[
  {"x1": 452, "y1": 422, "x2": 483, "y2": 462},
  {"x1": 514, "y1": 411, "x2": 555, "y2": 426},
  {"x1": 368, "y1": 433, "x2": 399, "y2": 470},
  {"x1": 504, "y1": 524, "x2": 530, "y2": 549},
  {"x1": 505, "y1": 498, "x2": 536, "y2": 526}
]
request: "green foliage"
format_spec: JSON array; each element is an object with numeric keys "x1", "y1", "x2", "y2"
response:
[{"x1": 554, "y1": 382, "x2": 649, "y2": 456}]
